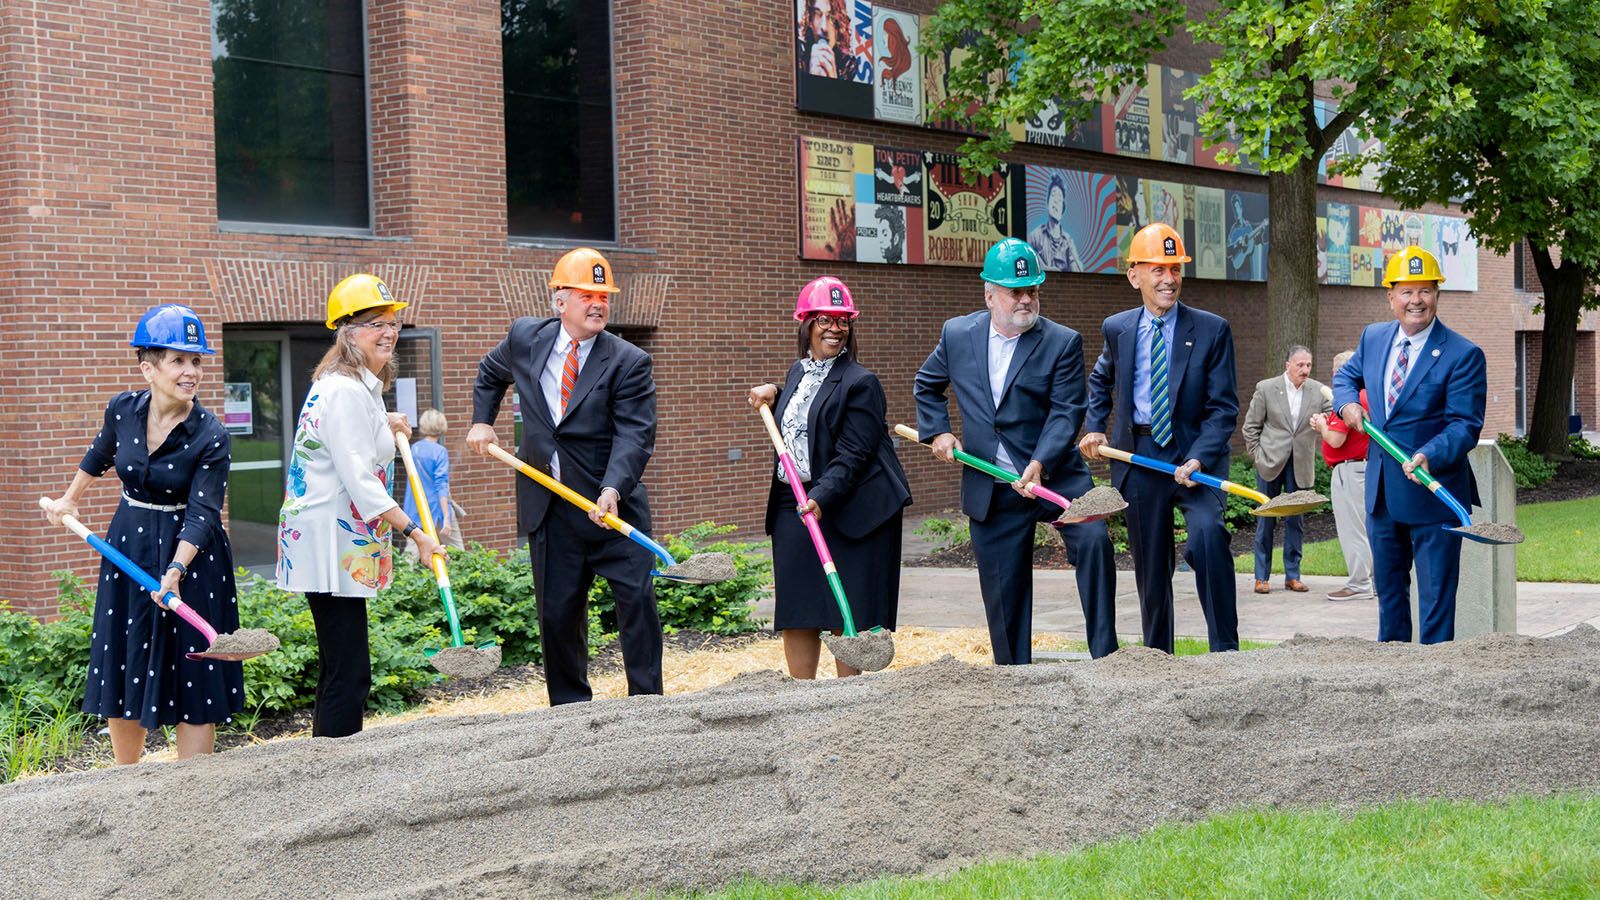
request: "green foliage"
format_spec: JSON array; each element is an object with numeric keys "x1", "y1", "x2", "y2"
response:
[
  {"x1": 1497, "y1": 433, "x2": 1559, "y2": 489},
  {"x1": 1, "y1": 693, "x2": 90, "y2": 784},
  {"x1": 1224, "y1": 456, "x2": 1331, "y2": 535},
  {"x1": 1569, "y1": 434, "x2": 1600, "y2": 461},
  {"x1": 914, "y1": 516, "x2": 971, "y2": 553},
  {"x1": 588, "y1": 523, "x2": 772, "y2": 637}
]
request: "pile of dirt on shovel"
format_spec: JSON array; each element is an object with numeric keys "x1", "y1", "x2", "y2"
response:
[{"x1": 5, "y1": 628, "x2": 1600, "y2": 898}]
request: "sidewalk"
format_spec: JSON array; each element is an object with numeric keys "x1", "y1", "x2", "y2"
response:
[{"x1": 751, "y1": 511, "x2": 1600, "y2": 642}]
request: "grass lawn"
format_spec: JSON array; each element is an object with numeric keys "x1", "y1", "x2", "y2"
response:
[
  {"x1": 1235, "y1": 496, "x2": 1600, "y2": 583},
  {"x1": 688, "y1": 793, "x2": 1600, "y2": 899}
]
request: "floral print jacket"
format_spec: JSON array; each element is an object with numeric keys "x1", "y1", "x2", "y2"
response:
[{"x1": 276, "y1": 370, "x2": 399, "y2": 597}]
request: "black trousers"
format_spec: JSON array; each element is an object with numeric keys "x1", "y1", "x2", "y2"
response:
[
  {"x1": 531, "y1": 500, "x2": 663, "y2": 705},
  {"x1": 970, "y1": 479, "x2": 1118, "y2": 664},
  {"x1": 1124, "y1": 433, "x2": 1239, "y2": 654},
  {"x1": 306, "y1": 592, "x2": 371, "y2": 738}
]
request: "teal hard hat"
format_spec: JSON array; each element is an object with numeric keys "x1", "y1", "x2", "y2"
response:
[{"x1": 980, "y1": 238, "x2": 1047, "y2": 288}]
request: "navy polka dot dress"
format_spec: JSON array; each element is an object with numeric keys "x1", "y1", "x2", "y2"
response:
[{"x1": 80, "y1": 391, "x2": 244, "y2": 729}]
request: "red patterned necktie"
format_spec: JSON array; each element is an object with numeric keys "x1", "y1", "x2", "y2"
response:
[
  {"x1": 1387, "y1": 338, "x2": 1410, "y2": 413},
  {"x1": 560, "y1": 338, "x2": 580, "y2": 416}
]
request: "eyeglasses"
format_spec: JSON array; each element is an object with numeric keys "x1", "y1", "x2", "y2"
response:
[
  {"x1": 349, "y1": 320, "x2": 403, "y2": 333},
  {"x1": 810, "y1": 314, "x2": 853, "y2": 330}
]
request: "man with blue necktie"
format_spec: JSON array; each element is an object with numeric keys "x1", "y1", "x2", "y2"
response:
[
  {"x1": 1079, "y1": 223, "x2": 1240, "y2": 654},
  {"x1": 1332, "y1": 245, "x2": 1486, "y2": 644}
]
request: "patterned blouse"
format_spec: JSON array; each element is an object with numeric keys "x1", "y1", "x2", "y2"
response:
[
  {"x1": 275, "y1": 369, "x2": 399, "y2": 597},
  {"x1": 776, "y1": 352, "x2": 839, "y2": 485}
]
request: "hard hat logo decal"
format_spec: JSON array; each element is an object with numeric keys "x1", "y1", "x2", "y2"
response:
[
  {"x1": 1163, "y1": 237, "x2": 1176, "y2": 256},
  {"x1": 1408, "y1": 256, "x2": 1424, "y2": 275},
  {"x1": 592, "y1": 263, "x2": 606, "y2": 284},
  {"x1": 830, "y1": 287, "x2": 843, "y2": 306},
  {"x1": 1014, "y1": 258, "x2": 1029, "y2": 277},
  {"x1": 185, "y1": 321, "x2": 199, "y2": 342},
  {"x1": 376, "y1": 282, "x2": 393, "y2": 304}
]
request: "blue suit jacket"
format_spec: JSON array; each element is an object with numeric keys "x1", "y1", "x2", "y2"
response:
[
  {"x1": 914, "y1": 312, "x2": 1094, "y2": 521},
  {"x1": 1083, "y1": 302, "x2": 1239, "y2": 491},
  {"x1": 1332, "y1": 318, "x2": 1486, "y2": 525}
]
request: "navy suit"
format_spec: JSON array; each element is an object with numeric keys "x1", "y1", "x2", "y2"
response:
[
  {"x1": 473, "y1": 317, "x2": 661, "y2": 704},
  {"x1": 915, "y1": 311, "x2": 1118, "y2": 662},
  {"x1": 1085, "y1": 301, "x2": 1239, "y2": 654},
  {"x1": 1333, "y1": 318, "x2": 1486, "y2": 644}
]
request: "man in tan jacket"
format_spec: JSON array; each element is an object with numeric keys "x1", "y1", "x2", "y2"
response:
[{"x1": 1242, "y1": 345, "x2": 1331, "y2": 594}]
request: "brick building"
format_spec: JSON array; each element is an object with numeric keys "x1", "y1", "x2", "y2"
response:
[{"x1": 3, "y1": 0, "x2": 1595, "y2": 615}]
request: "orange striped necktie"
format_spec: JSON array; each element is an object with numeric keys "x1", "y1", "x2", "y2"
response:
[{"x1": 560, "y1": 338, "x2": 580, "y2": 415}]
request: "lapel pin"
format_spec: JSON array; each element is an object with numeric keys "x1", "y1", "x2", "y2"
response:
[
  {"x1": 1185, "y1": 341, "x2": 1193, "y2": 347},
  {"x1": 1431, "y1": 348, "x2": 1440, "y2": 357}
]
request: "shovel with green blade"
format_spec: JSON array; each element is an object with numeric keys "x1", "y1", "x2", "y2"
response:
[{"x1": 396, "y1": 432, "x2": 502, "y2": 679}]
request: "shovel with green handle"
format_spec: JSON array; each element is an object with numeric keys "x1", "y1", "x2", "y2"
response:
[
  {"x1": 1358, "y1": 418, "x2": 1524, "y2": 545},
  {"x1": 893, "y1": 424, "x2": 1127, "y2": 522}
]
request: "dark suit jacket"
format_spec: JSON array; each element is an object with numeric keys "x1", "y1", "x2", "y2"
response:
[
  {"x1": 1084, "y1": 301, "x2": 1239, "y2": 490},
  {"x1": 1332, "y1": 318, "x2": 1486, "y2": 525},
  {"x1": 472, "y1": 317, "x2": 656, "y2": 534},
  {"x1": 764, "y1": 355, "x2": 912, "y2": 540},
  {"x1": 914, "y1": 311, "x2": 1095, "y2": 521}
]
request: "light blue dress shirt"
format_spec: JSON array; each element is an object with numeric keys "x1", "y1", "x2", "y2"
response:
[{"x1": 1133, "y1": 306, "x2": 1178, "y2": 426}]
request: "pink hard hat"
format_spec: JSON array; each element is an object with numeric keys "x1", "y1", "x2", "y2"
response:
[{"x1": 793, "y1": 276, "x2": 858, "y2": 321}]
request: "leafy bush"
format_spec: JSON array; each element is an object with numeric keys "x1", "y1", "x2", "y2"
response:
[
  {"x1": 914, "y1": 516, "x2": 971, "y2": 552},
  {"x1": 1569, "y1": 434, "x2": 1600, "y2": 461},
  {"x1": 1497, "y1": 434, "x2": 1558, "y2": 489},
  {"x1": 1224, "y1": 455, "x2": 1332, "y2": 535}
]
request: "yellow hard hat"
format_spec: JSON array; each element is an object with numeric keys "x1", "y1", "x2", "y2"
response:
[
  {"x1": 1127, "y1": 223, "x2": 1191, "y2": 265},
  {"x1": 1382, "y1": 245, "x2": 1446, "y2": 287},
  {"x1": 326, "y1": 273, "x2": 406, "y2": 330},
  {"x1": 549, "y1": 247, "x2": 620, "y2": 294}
]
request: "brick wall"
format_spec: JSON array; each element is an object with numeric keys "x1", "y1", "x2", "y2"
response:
[{"x1": 0, "y1": 0, "x2": 1572, "y2": 615}]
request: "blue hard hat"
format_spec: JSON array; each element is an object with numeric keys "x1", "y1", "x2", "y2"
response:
[{"x1": 130, "y1": 304, "x2": 215, "y2": 354}]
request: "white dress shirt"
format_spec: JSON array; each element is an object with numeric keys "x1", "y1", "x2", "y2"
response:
[
  {"x1": 1384, "y1": 319, "x2": 1436, "y2": 416},
  {"x1": 539, "y1": 325, "x2": 596, "y2": 480},
  {"x1": 989, "y1": 325, "x2": 1021, "y2": 474},
  {"x1": 1284, "y1": 372, "x2": 1304, "y2": 424}
]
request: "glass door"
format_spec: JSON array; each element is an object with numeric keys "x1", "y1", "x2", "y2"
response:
[{"x1": 221, "y1": 332, "x2": 291, "y2": 572}]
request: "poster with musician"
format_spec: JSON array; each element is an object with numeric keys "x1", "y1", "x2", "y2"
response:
[
  {"x1": 1191, "y1": 186, "x2": 1226, "y2": 280},
  {"x1": 923, "y1": 26, "x2": 985, "y2": 133},
  {"x1": 1110, "y1": 77, "x2": 1152, "y2": 157},
  {"x1": 859, "y1": 146, "x2": 924, "y2": 264},
  {"x1": 1435, "y1": 216, "x2": 1478, "y2": 290},
  {"x1": 1143, "y1": 179, "x2": 1186, "y2": 234},
  {"x1": 1324, "y1": 202, "x2": 1353, "y2": 285},
  {"x1": 794, "y1": 0, "x2": 873, "y2": 118},
  {"x1": 1160, "y1": 67, "x2": 1198, "y2": 165},
  {"x1": 872, "y1": 6, "x2": 920, "y2": 124},
  {"x1": 1114, "y1": 175, "x2": 1145, "y2": 264},
  {"x1": 1024, "y1": 166, "x2": 1118, "y2": 273},
  {"x1": 923, "y1": 150, "x2": 1019, "y2": 266},
  {"x1": 1225, "y1": 189, "x2": 1268, "y2": 282},
  {"x1": 798, "y1": 137, "x2": 863, "y2": 261}
]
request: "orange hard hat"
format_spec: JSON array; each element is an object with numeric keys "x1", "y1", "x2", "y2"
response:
[
  {"x1": 1127, "y1": 223, "x2": 1191, "y2": 266},
  {"x1": 549, "y1": 247, "x2": 620, "y2": 294}
]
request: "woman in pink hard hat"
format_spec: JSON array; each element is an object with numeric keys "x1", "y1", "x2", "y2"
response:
[
  {"x1": 747, "y1": 277, "x2": 912, "y2": 678},
  {"x1": 41, "y1": 304, "x2": 244, "y2": 764}
]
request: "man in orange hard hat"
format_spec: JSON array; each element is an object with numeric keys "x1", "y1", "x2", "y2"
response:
[
  {"x1": 1332, "y1": 246, "x2": 1486, "y2": 644},
  {"x1": 1079, "y1": 223, "x2": 1241, "y2": 654},
  {"x1": 467, "y1": 247, "x2": 662, "y2": 705}
]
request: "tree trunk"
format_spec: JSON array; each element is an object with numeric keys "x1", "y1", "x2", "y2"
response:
[
  {"x1": 1526, "y1": 251, "x2": 1586, "y2": 458},
  {"x1": 1264, "y1": 159, "x2": 1321, "y2": 380}
]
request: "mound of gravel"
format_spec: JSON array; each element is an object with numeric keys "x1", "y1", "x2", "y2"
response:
[{"x1": 3, "y1": 628, "x2": 1599, "y2": 898}]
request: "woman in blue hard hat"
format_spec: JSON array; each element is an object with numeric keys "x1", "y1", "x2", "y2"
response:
[
  {"x1": 42, "y1": 304, "x2": 243, "y2": 764},
  {"x1": 747, "y1": 276, "x2": 912, "y2": 679},
  {"x1": 276, "y1": 274, "x2": 442, "y2": 737}
]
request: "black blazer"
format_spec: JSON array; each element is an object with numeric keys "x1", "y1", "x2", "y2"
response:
[
  {"x1": 764, "y1": 355, "x2": 912, "y2": 540},
  {"x1": 472, "y1": 317, "x2": 656, "y2": 534}
]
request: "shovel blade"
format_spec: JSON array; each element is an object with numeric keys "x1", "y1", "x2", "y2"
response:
[
  {"x1": 1446, "y1": 523, "x2": 1526, "y2": 545},
  {"x1": 822, "y1": 630, "x2": 895, "y2": 672}
]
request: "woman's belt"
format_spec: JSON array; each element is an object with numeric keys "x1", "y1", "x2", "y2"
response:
[{"x1": 122, "y1": 492, "x2": 187, "y2": 513}]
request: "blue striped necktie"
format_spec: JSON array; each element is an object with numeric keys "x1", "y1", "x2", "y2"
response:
[{"x1": 1150, "y1": 316, "x2": 1172, "y2": 447}]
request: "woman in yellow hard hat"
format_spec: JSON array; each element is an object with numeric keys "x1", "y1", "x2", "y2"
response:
[
  {"x1": 276, "y1": 274, "x2": 444, "y2": 738},
  {"x1": 41, "y1": 304, "x2": 243, "y2": 764}
]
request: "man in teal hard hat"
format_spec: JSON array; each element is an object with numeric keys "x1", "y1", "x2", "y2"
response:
[{"x1": 913, "y1": 238, "x2": 1119, "y2": 661}]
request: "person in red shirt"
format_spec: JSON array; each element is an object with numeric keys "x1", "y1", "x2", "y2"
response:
[{"x1": 1309, "y1": 350, "x2": 1375, "y2": 601}]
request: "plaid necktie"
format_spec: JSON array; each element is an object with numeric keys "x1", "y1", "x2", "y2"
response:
[
  {"x1": 560, "y1": 338, "x2": 580, "y2": 416},
  {"x1": 1387, "y1": 338, "x2": 1410, "y2": 414},
  {"x1": 1150, "y1": 316, "x2": 1172, "y2": 447}
]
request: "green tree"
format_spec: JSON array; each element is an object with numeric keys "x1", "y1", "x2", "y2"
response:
[
  {"x1": 923, "y1": 0, "x2": 1472, "y2": 377},
  {"x1": 1373, "y1": 0, "x2": 1600, "y2": 458}
]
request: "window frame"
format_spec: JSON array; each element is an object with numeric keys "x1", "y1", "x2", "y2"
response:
[
  {"x1": 504, "y1": 0, "x2": 619, "y2": 245},
  {"x1": 212, "y1": 0, "x2": 376, "y2": 235}
]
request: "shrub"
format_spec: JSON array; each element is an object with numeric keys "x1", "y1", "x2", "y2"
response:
[
  {"x1": 1569, "y1": 434, "x2": 1600, "y2": 461},
  {"x1": 914, "y1": 516, "x2": 971, "y2": 552},
  {"x1": 1497, "y1": 434, "x2": 1558, "y2": 489},
  {"x1": 1224, "y1": 455, "x2": 1332, "y2": 535}
]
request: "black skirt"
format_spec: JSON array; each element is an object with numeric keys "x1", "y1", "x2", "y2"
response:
[{"x1": 770, "y1": 486, "x2": 901, "y2": 632}]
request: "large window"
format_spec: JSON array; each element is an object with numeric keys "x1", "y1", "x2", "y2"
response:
[
  {"x1": 504, "y1": 0, "x2": 615, "y2": 241},
  {"x1": 212, "y1": 0, "x2": 370, "y2": 229}
]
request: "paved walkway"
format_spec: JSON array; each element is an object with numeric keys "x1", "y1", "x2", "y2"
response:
[{"x1": 752, "y1": 509, "x2": 1600, "y2": 642}]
